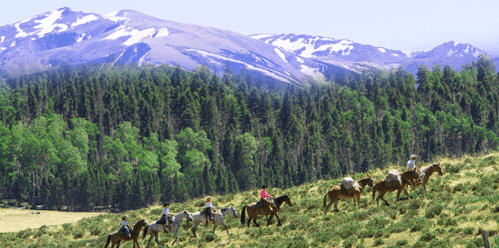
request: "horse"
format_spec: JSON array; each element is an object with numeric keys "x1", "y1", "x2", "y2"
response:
[
  {"x1": 142, "y1": 210, "x2": 193, "y2": 247},
  {"x1": 323, "y1": 175, "x2": 374, "y2": 214},
  {"x1": 241, "y1": 194, "x2": 293, "y2": 227},
  {"x1": 372, "y1": 167, "x2": 421, "y2": 207},
  {"x1": 411, "y1": 163, "x2": 443, "y2": 197},
  {"x1": 104, "y1": 219, "x2": 148, "y2": 248},
  {"x1": 187, "y1": 206, "x2": 238, "y2": 238}
]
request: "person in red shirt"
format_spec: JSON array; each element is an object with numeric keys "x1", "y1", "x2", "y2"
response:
[{"x1": 258, "y1": 185, "x2": 273, "y2": 213}]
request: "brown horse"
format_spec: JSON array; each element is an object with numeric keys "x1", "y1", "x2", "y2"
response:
[
  {"x1": 372, "y1": 167, "x2": 421, "y2": 207},
  {"x1": 411, "y1": 163, "x2": 443, "y2": 197},
  {"x1": 104, "y1": 219, "x2": 148, "y2": 248},
  {"x1": 323, "y1": 175, "x2": 374, "y2": 214},
  {"x1": 241, "y1": 194, "x2": 293, "y2": 227}
]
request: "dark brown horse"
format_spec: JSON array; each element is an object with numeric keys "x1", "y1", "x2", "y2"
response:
[
  {"x1": 323, "y1": 175, "x2": 374, "y2": 214},
  {"x1": 411, "y1": 163, "x2": 443, "y2": 197},
  {"x1": 105, "y1": 219, "x2": 148, "y2": 248},
  {"x1": 372, "y1": 167, "x2": 421, "y2": 206},
  {"x1": 241, "y1": 194, "x2": 293, "y2": 227}
]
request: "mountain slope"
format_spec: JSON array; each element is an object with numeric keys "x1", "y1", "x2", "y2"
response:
[
  {"x1": 1, "y1": 152, "x2": 498, "y2": 247},
  {"x1": 0, "y1": 8, "x2": 351, "y2": 84},
  {"x1": 251, "y1": 34, "x2": 494, "y2": 75}
]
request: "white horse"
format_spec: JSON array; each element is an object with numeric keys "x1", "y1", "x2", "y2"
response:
[
  {"x1": 187, "y1": 206, "x2": 238, "y2": 238},
  {"x1": 142, "y1": 209, "x2": 193, "y2": 247}
]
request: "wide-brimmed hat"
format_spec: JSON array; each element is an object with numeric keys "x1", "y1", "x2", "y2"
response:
[
  {"x1": 122, "y1": 214, "x2": 128, "y2": 219},
  {"x1": 206, "y1": 196, "x2": 211, "y2": 200},
  {"x1": 411, "y1": 154, "x2": 418, "y2": 159},
  {"x1": 262, "y1": 184, "x2": 268, "y2": 189},
  {"x1": 163, "y1": 202, "x2": 171, "y2": 207}
]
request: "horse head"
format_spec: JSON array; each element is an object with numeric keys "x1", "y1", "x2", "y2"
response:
[
  {"x1": 435, "y1": 163, "x2": 443, "y2": 176},
  {"x1": 229, "y1": 206, "x2": 238, "y2": 217},
  {"x1": 367, "y1": 174, "x2": 374, "y2": 187},
  {"x1": 183, "y1": 209, "x2": 193, "y2": 221},
  {"x1": 285, "y1": 194, "x2": 293, "y2": 206},
  {"x1": 136, "y1": 219, "x2": 148, "y2": 228}
]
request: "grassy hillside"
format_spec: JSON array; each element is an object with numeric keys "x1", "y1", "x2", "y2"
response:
[{"x1": 1, "y1": 153, "x2": 498, "y2": 247}]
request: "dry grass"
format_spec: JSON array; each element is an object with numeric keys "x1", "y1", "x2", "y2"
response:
[{"x1": 0, "y1": 208, "x2": 101, "y2": 233}]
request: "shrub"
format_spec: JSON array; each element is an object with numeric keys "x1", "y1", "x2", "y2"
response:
[
  {"x1": 410, "y1": 217, "x2": 430, "y2": 232},
  {"x1": 428, "y1": 238, "x2": 451, "y2": 248},
  {"x1": 425, "y1": 203, "x2": 444, "y2": 218},
  {"x1": 203, "y1": 232, "x2": 218, "y2": 242},
  {"x1": 343, "y1": 236, "x2": 357, "y2": 248},
  {"x1": 408, "y1": 198, "x2": 425, "y2": 210},
  {"x1": 491, "y1": 205, "x2": 499, "y2": 213},
  {"x1": 463, "y1": 227, "x2": 474, "y2": 235},
  {"x1": 72, "y1": 230, "x2": 84, "y2": 239},
  {"x1": 418, "y1": 229, "x2": 436, "y2": 242},
  {"x1": 373, "y1": 238, "x2": 384, "y2": 246},
  {"x1": 2, "y1": 200, "x2": 8, "y2": 208},
  {"x1": 396, "y1": 239, "x2": 408, "y2": 246},
  {"x1": 447, "y1": 164, "x2": 461, "y2": 174},
  {"x1": 149, "y1": 208, "x2": 162, "y2": 215}
]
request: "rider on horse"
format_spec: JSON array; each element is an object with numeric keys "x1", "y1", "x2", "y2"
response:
[
  {"x1": 407, "y1": 154, "x2": 418, "y2": 170},
  {"x1": 160, "y1": 202, "x2": 171, "y2": 225},
  {"x1": 205, "y1": 196, "x2": 215, "y2": 221},
  {"x1": 121, "y1": 214, "x2": 131, "y2": 238},
  {"x1": 258, "y1": 185, "x2": 273, "y2": 214}
]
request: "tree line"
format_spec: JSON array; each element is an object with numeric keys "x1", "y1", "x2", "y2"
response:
[{"x1": 0, "y1": 55, "x2": 497, "y2": 210}]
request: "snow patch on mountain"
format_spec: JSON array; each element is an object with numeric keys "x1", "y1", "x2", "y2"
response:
[
  {"x1": 274, "y1": 48, "x2": 288, "y2": 63},
  {"x1": 14, "y1": 17, "x2": 33, "y2": 38},
  {"x1": 447, "y1": 49, "x2": 454, "y2": 57},
  {"x1": 103, "y1": 11, "x2": 129, "y2": 22},
  {"x1": 391, "y1": 53, "x2": 399, "y2": 57},
  {"x1": 402, "y1": 51, "x2": 413, "y2": 58},
  {"x1": 300, "y1": 65, "x2": 316, "y2": 75},
  {"x1": 77, "y1": 33, "x2": 86, "y2": 42},
  {"x1": 0, "y1": 36, "x2": 4, "y2": 43},
  {"x1": 103, "y1": 27, "x2": 157, "y2": 46},
  {"x1": 454, "y1": 41, "x2": 463, "y2": 46},
  {"x1": 378, "y1": 48, "x2": 386, "y2": 53},
  {"x1": 10, "y1": 41, "x2": 15, "y2": 47},
  {"x1": 296, "y1": 56, "x2": 304, "y2": 63},
  {"x1": 0, "y1": 47, "x2": 6, "y2": 52},
  {"x1": 250, "y1": 34, "x2": 274, "y2": 40},
  {"x1": 72, "y1": 14, "x2": 99, "y2": 27},
  {"x1": 186, "y1": 49, "x2": 290, "y2": 82},
  {"x1": 464, "y1": 45, "x2": 470, "y2": 54},
  {"x1": 154, "y1": 27, "x2": 169, "y2": 38},
  {"x1": 33, "y1": 9, "x2": 68, "y2": 38},
  {"x1": 271, "y1": 37, "x2": 354, "y2": 58}
]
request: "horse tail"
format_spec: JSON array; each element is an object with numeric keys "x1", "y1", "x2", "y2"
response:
[
  {"x1": 240, "y1": 205, "x2": 247, "y2": 225},
  {"x1": 323, "y1": 191, "x2": 328, "y2": 208},
  {"x1": 104, "y1": 234, "x2": 111, "y2": 248},
  {"x1": 142, "y1": 225, "x2": 149, "y2": 240}
]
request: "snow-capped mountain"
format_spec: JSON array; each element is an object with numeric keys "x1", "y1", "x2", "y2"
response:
[
  {"x1": 251, "y1": 34, "x2": 494, "y2": 75},
  {"x1": 0, "y1": 7, "x2": 346, "y2": 84}
]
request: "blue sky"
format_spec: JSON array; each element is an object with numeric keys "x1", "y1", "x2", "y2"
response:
[{"x1": 2, "y1": 0, "x2": 499, "y2": 57}]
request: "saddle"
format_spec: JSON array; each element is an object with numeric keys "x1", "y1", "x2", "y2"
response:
[
  {"x1": 157, "y1": 215, "x2": 173, "y2": 225},
  {"x1": 117, "y1": 225, "x2": 132, "y2": 237},
  {"x1": 201, "y1": 208, "x2": 217, "y2": 221}
]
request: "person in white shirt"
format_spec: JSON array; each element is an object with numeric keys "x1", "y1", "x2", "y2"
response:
[
  {"x1": 161, "y1": 202, "x2": 171, "y2": 225},
  {"x1": 407, "y1": 154, "x2": 418, "y2": 170},
  {"x1": 121, "y1": 214, "x2": 130, "y2": 237},
  {"x1": 205, "y1": 196, "x2": 214, "y2": 221}
]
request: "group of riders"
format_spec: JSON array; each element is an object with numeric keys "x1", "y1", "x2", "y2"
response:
[
  {"x1": 118, "y1": 185, "x2": 275, "y2": 238},
  {"x1": 118, "y1": 154, "x2": 424, "y2": 237}
]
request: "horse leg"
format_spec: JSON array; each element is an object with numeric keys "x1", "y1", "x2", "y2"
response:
[
  {"x1": 355, "y1": 194, "x2": 361, "y2": 209},
  {"x1": 172, "y1": 230, "x2": 179, "y2": 246},
  {"x1": 267, "y1": 213, "x2": 274, "y2": 227},
  {"x1": 334, "y1": 199, "x2": 340, "y2": 211},
  {"x1": 377, "y1": 191, "x2": 389, "y2": 206},
  {"x1": 213, "y1": 223, "x2": 217, "y2": 234},
  {"x1": 394, "y1": 188, "x2": 402, "y2": 202},
  {"x1": 275, "y1": 213, "x2": 282, "y2": 226},
  {"x1": 421, "y1": 183, "x2": 426, "y2": 198},
  {"x1": 224, "y1": 223, "x2": 229, "y2": 235},
  {"x1": 155, "y1": 232, "x2": 160, "y2": 246},
  {"x1": 403, "y1": 187, "x2": 411, "y2": 199},
  {"x1": 324, "y1": 199, "x2": 334, "y2": 214},
  {"x1": 253, "y1": 217, "x2": 260, "y2": 227},
  {"x1": 247, "y1": 216, "x2": 251, "y2": 227},
  {"x1": 191, "y1": 223, "x2": 198, "y2": 238}
]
